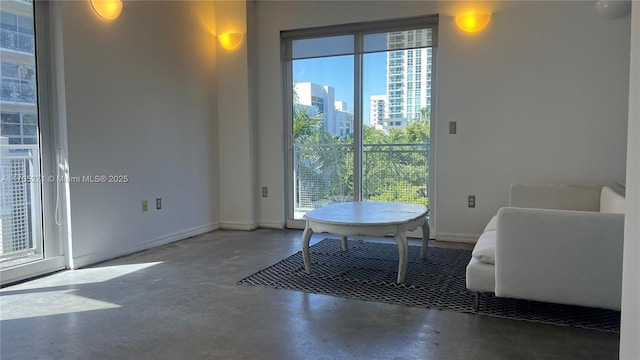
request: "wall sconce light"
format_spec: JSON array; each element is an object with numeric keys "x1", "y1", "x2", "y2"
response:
[
  {"x1": 218, "y1": 32, "x2": 244, "y2": 51},
  {"x1": 455, "y1": 12, "x2": 492, "y2": 33},
  {"x1": 90, "y1": 0, "x2": 123, "y2": 21}
]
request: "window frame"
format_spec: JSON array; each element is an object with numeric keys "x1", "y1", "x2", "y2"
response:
[{"x1": 281, "y1": 15, "x2": 438, "y2": 229}]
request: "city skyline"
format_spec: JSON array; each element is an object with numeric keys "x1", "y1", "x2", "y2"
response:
[
  {"x1": 293, "y1": 48, "x2": 432, "y2": 133},
  {"x1": 293, "y1": 51, "x2": 388, "y2": 125}
]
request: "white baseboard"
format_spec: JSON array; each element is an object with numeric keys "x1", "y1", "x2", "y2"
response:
[
  {"x1": 257, "y1": 221, "x2": 285, "y2": 229},
  {"x1": 72, "y1": 223, "x2": 219, "y2": 269},
  {"x1": 218, "y1": 222, "x2": 258, "y2": 231},
  {"x1": 435, "y1": 232, "x2": 480, "y2": 244},
  {"x1": 0, "y1": 256, "x2": 66, "y2": 286}
]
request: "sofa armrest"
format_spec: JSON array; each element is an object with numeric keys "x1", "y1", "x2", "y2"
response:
[
  {"x1": 508, "y1": 183, "x2": 602, "y2": 211},
  {"x1": 494, "y1": 207, "x2": 624, "y2": 310}
]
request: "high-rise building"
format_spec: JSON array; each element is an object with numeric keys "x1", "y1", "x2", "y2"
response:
[
  {"x1": 0, "y1": 0, "x2": 38, "y2": 258},
  {"x1": 370, "y1": 29, "x2": 432, "y2": 132},
  {"x1": 387, "y1": 29, "x2": 432, "y2": 123},
  {"x1": 369, "y1": 95, "x2": 387, "y2": 127},
  {"x1": 1, "y1": 0, "x2": 38, "y2": 145},
  {"x1": 294, "y1": 82, "x2": 353, "y2": 137}
]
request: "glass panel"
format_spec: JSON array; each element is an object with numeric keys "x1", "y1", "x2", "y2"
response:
[
  {"x1": 1, "y1": 79, "x2": 18, "y2": 101},
  {"x1": 22, "y1": 113, "x2": 36, "y2": 124},
  {"x1": 292, "y1": 55, "x2": 354, "y2": 219},
  {"x1": 1, "y1": 124, "x2": 20, "y2": 136},
  {"x1": 1, "y1": 112, "x2": 20, "y2": 123},
  {"x1": 0, "y1": 12, "x2": 17, "y2": 31},
  {"x1": 292, "y1": 35, "x2": 354, "y2": 59},
  {"x1": 362, "y1": 33, "x2": 431, "y2": 207},
  {"x1": 22, "y1": 125, "x2": 36, "y2": 136},
  {"x1": 17, "y1": 16, "x2": 33, "y2": 35},
  {"x1": 1, "y1": 1, "x2": 43, "y2": 269},
  {"x1": 2, "y1": 63, "x2": 19, "y2": 78},
  {"x1": 17, "y1": 32, "x2": 33, "y2": 53}
]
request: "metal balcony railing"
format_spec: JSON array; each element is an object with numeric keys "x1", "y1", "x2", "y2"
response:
[
  {"x1": 0, "y1": 29, "x2": 35, "y2": 54},
  {"x1": 0, "y1": 143, "x2": 41, "y2": 265},
  {"x1": 293, "y1": 142, "x2": 429, "y2": 216}
]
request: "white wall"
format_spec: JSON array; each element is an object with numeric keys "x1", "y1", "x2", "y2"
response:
[
  {"x1": 620, "y1": 2, "x2": 639, "y2": 359},
  {"x1": 216, "y1": 0, "x2": 258, "y2": 230},
  {"x1": 253, "y1": 1, "x2": 631, "y2": 241},
  {"x1": 59, "y1": 1, "x2": 219, "y2": 267}
]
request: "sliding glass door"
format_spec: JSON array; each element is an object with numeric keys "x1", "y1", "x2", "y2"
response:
[
  {"x1": 1, "y1": 0, "x2": 64, "y2": 284},
  {"x1": 284, "y1": 16, "x2": 437, "y2": 228}
]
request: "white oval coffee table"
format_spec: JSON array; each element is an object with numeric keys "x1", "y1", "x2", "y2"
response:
[{"x1": 301, "y1": 201, "x2": 430, "y2": 284}]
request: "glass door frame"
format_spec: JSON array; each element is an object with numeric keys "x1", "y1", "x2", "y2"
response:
[
  {"x1": 282, "y1": 15, "x2": 438, "y2": 229},
  {"x1": 1, "y1": 0, "x2": 67, "y2": 285}
]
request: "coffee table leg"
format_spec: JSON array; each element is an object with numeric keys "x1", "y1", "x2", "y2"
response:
[
  {"x1": 393, "y1": 233, "x2": 409, "y2": 284},
  {"x1": 302, "y1": 221, "x2": 313, "y2": 274},
  {"x1": 341, "y1": 236, "x2": 348, "y2": 251},
  {"x1": 420, "y1": 221, "x2": 430, "y2": 259}
]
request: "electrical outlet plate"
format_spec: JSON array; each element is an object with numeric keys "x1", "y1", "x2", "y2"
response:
[
  {"x1": 142, "y1": 200, "x2": 148, "y2": 212},
  {"x1": 449, "y1": 121, "x2": 457, "y2": 134},
  {"x1": 156, "y1": 197, "x2": 162, "y2": 210},
  {"x1": 468, "y1": 195, "x2": 476, "y2": 208},
  {"x1": 262, "y1": 186, "x2": 268, "y2": 197}
]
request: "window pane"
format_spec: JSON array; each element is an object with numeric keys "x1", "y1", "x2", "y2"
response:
[
  {"x1": 22, "y1": 113, "x2": 36, "y2": 124},
  {"x1": 17, "y1": 16, "x2": 33, "y2": 35},
  {"x1": 292, "y1": 54, "x2": 354, "y2": 218},
  {"x1": 20, "y1": 65, "x2": 34, "y2": 81},
  {"x1": 292, "y1": 35, "x2": 354, "y2": 59},
  {"x1": 19, "y1": 81, "x2": 35, "y2": 103},
  {"x1": 1, "y1": 79, "x2": 18, "y2": 100},
  {"x1": 1, "y1": 112, "x2": 20, "y2": 123},
  {"x1": 0, "y1": 12, "x2": 17, "y2": 31},
  {"x1": 1, "y1": 124, "x2": 20, "y2": 135},
  {"x1": 2, "y1": 63, "x2": 19, "y2": 78},
  {"x1": 1, "y1": 0, "x2": 44, "y2": 270},
  {"x1": 22, "y1": 124, "x2": 37, "y2": 136},
  {"x1": 362, "y1": 32, "x2": 431, "y2": 206}
]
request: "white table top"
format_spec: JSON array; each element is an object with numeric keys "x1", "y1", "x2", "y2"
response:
[{"x1": 303, "y1": 201, "x2": 429, "y2": 226}]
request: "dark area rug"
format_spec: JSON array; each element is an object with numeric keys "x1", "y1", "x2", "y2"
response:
[{"x1": 238, "y1": 238, "x2": 620, "y2": 333}]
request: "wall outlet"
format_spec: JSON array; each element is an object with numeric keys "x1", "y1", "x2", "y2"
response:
[
  {"x1": 468, "y1": 195, "x2": 476, "y2": 208},
  {"x1": 142, "y1": 200, "x2": 148, "y2": 212},
  {"x1": 156, "y1": 197, "x2": 162, "y2": 210},
  {"x1": 449, "y1": 121, "x2": 457, "y2": 134},
  {"x1": 262, "y1": 186, "x2": 268, "y2": 198}
]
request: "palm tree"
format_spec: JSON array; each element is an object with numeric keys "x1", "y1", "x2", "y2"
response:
[{"x1": 293, "y1": 107, "x2": 324, "y2": 142}]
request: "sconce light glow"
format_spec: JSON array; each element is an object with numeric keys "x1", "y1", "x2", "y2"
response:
[
  {"x1": 455, "y1": 12, "x2": 492, "y2": 33},
  {"x1": 90, "y1": 0, "x2": 123, "y2": 21},
  {"x1": 218, "y1": 32, "x2": 244, "y2": 51}
]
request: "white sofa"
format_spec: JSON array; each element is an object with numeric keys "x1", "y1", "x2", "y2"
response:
[{"x1": 466, "y1": 183, "x2": 625, "y2": 311}]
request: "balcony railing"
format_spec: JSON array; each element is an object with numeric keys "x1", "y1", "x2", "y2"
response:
[
  {"x1": 1, "y1": 80, "x2": 36, "y2": 104},
  {"x1": 0, "y1": 142, "x2": 41, "y2": 266},
  {"x1": 293, "y1": 142, "x2": 429, "y2": 216},
  {"x1": 0, "y1": 29, "x2": 35, "y2": 54}
]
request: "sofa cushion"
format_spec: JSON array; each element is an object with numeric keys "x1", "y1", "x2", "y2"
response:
[
  {"x1": 484, "y1": 215, "x2": 498, "y2": 232},
  {"x1": 472, "y1": 230, "x2": 496, "y2": 265},
  {"x1": 600, "y1": 186, "x2": 625, "y2": 214},
  {"x1": 509, "y1": 183, "x2": 602, "y2": 211}
]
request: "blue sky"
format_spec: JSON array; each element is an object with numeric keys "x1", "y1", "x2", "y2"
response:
[{"x1": 293, "y1": 52, "x2": 387, "y2": 124}]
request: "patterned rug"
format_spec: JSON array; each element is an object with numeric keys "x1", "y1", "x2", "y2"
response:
[{"x1": 238, "y1": 238, "x2": 620, "y2": 333}]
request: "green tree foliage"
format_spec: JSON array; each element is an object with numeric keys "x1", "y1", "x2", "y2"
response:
[{"x1": 294, "y1": 92, "x2": 430, "y2": 207}]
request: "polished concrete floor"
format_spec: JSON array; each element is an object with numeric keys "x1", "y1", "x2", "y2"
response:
[{"x1": 0, "y1": 229, "x2": 620, "y2": 360}]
